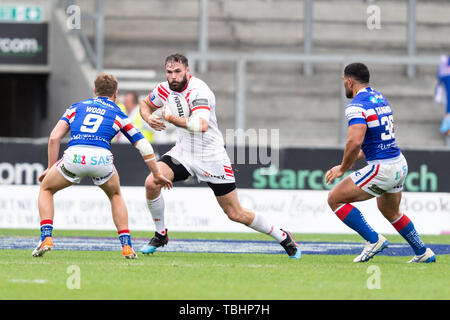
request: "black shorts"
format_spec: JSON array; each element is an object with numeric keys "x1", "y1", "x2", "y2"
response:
[{"x1": 159, "y1": 155, "x2": 236, "y2": 197}]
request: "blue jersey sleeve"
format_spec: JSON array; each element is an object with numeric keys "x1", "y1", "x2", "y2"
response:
[
  {"x1": 61, "y1": 106, "x2": 77, "y2": 124},
  {"x1": 115, "y1": 109, "x2": 145, "y2": 144},
  {"x1": 345, "y1": 103, "x2": 367, "y2": 126}
]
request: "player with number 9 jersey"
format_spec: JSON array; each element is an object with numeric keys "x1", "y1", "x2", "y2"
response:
[
  {"x1": 32, "y1": 73, "x2": 172, "y2": 260},
  {"x1": 62, "y1": 96, "x2": 143, "y2": 150}
]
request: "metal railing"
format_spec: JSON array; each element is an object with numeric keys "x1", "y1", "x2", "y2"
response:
[
  {"x1": 187, "y1": 51, "x2": 440, "y2": 144},
  {"x1": 197, "y1": 0, "x2": 420, "y2": 77},
  {"x1": 57, "y1": 0, "x2": 104, "y2": 72}
]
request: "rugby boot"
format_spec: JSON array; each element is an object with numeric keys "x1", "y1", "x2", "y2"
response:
[
  {"x1": 122, "y1": 245, "x2": 138, "y2": 259},
  {"x1": 353, "y1": 234, "x2": 389, "y2": 262},
  {"x1": 280, "y1": 229, "x2": 302, "y2": 259},
  {"x1": 408, "y1": 247, "x2": 436, "y2": 263},
  {"x1": 32, "y1": 236, "x2": 53, "y2": 257},
  {"x1": 141, "y1": 229, "x2": 168, "y2": 254}
]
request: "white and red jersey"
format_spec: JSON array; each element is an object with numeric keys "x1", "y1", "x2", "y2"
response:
[{"x1": 148, "y1": 75, "x2": 227, "y2": 161}]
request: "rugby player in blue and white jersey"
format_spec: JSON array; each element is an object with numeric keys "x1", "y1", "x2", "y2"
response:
[
  {"x1": 32, "y1": 73, "x2": 172, "y2": 259},
  {"x1": 326, "y1": 63, "x2": 436, "y2": 263}
]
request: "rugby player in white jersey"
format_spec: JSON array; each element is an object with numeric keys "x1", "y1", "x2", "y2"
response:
[
  {"x1": 139, "y1": 53, "x2": 301, "y2": 259},
  {"x1": 326, "y1": 63, "x2": 436, "y2": 263},
  {"x1": 32, "y1": 73, "x2": 172, "y2": 259}
]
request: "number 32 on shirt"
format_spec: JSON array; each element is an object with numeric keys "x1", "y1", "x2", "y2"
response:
[{"x1": 380, "y1": 115, "x2": 395, "y2": 140}]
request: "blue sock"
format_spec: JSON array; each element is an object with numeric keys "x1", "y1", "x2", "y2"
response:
[
  {"x1": 40, "y1": 219, "x2": 53, "y2": 241},
  {"x1": 335, "y1": 204, "x2": 379, "y2": 244},
  {"x1": 392, "y1": 214, "x2": 426, "y2": 255},
  {"x1": 118, "y1": 229, "x2": 132, "y2": 247}
]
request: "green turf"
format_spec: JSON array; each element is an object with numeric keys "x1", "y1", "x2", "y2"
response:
[{"x1": 0, "y1": 229, "x2": 449, "y2": 300}]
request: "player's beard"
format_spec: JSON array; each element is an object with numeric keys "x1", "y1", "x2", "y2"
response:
[
  {"x1": 168, "y1": 75, "x2": 188, "y2": 92},
  {"x1": 345, "y1": 87, "x2": 353, "y2": 99}
]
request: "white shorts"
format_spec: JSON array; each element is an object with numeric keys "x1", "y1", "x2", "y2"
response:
[
  {"x1": 350, "y1": 154, "x2": 408, "y2": 197},
  {"x1": 165, "y1": 145, "x2": 235, "y2": 184},
  {"x1": 57, "y1": 145, "x2": 115, "y2": 186}
]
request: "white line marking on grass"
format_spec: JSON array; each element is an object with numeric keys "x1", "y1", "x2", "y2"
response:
[{"x1": 10, "y1": 279, "x2": 48, "y2": 284}]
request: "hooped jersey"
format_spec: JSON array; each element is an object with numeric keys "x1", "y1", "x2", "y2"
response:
[
  {"x1": 61, "y1": 96, "x2": 144, "y2": 150},
  {"x1": 148, "y1": 75, "x2": 226, "y2": 160},
  {"x1": 345, "y1": 87, "x2": 401, "y2": 161}
]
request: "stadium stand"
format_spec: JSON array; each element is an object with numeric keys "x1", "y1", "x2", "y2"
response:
[{"x1": 60, "y1": 0, "x2": 450, "y2": 147}]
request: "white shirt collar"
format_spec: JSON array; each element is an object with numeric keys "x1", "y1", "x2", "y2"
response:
[{"x1": 356, "y1": 86, "x2": 370, "y2": 96}]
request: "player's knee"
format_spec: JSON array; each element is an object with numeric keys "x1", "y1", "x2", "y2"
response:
[
  {"x1": 40, "y1": 183, "x2": 57, "y2": 195},
  {"x1": 145, "y1": 174, "x2": 159, "y2": 191},
  {"x1": 223, "y1": 206, "x2": 242, "y2": 223},
  {"x1": 327, "y1": 191, "x2": 337, "y2": 209}
]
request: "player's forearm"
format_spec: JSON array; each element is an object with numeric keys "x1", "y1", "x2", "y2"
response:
[
  {"x1": 340, "y1": 140, "x2": 362, "y2": 172},
  {"x1": 167, "y1": 115, "x2": 208, "y2": 132},
  {"x1": 47, "y1": 137, "x2": 61, "y2": 168},
  {"x1": 144, "y1": 157, "x2": 161, "y2": 176},
  {"x1": 133, "y1": 138, "x2": 161, "y2": 175},
  {"x1": 139, "y1": 98, "x2": 158, "y2": 123}
]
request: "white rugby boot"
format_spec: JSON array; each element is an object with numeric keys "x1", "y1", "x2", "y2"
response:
[
  {"x1": 407, "y1": 247, "x2": 436, "y2": 263},
  {"x1": 353, "y1": 234, "x2": 389, "y2": 263}
]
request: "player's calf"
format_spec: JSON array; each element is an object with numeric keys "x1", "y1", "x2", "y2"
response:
[{"x1": 391, "y1": 214, "x2": 435, "y2": 262}]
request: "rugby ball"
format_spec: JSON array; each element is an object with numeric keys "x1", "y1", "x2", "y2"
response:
[{"x1": 167, "y1": 94, "x2": 190, "y2": 118}]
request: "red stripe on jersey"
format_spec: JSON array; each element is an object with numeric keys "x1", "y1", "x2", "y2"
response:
[
  {"x1": 366, "y1": 114, "x2": 378, "y2": 122},
  {"x1": 148, "y1": 96, "x2": 162, "y2": 108},
  {"x1": 67, "y1": 112, "x2": 75, "y2": 120},
  {"x1": 114, "y1": 119, "x2": 123, "y2": 129},
  {"x1": 224, "y1": 165, "x2": 232, "y2": 169},
  {"x1": 158, "y1": 93, "x2": 167, "y2": 101},
  {"x1": 159, "y1": 85, "x2": 170, "y2": 95},
  {"x1": 123, "y1": 123, "x2": 134, "y2": 132},
  {"x1": 158, "y1": 86, "x2": 169, "y2": 98},
  {"x1": 185, "y1": 90, "x2": 192, "y2": 104},
  {"x1": 191, "y1": 106, "x2": 210, "y2": 112},
  {"x1": 224, "y1": 168, "x2": 233, "y2": 174}
]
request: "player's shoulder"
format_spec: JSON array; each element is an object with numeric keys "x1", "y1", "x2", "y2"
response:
[
  {"x1": 70, "y1": 98, "x2": 94, "y2": 109},
  {"x1": 188, "y1": 76, "x2": 214, "y2": 97},
  {"x1": 189, "y1": 76, "x2": 209, "y2": 88}
]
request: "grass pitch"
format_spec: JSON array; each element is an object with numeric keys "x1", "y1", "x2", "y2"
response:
[{"x1": 0, "y1": 229, "x2": 449, "y2": 300}]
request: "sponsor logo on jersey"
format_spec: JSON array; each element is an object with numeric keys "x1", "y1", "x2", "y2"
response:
[
  {"x1": 192, "y1": 98, "x2": 208, "y2": 107},
  {"x1": 150, "y1": 92, "x2": 156, "y2": 102},
  {"x1": 90, "y1": 155, "x2": 112, "y2": 165},
  {"x1": 368, "y1": 184, "x2": 386, "y2": 195},
  {"x1": 73, "y1": 155, "x2": 86, "y2": 165},
  {"x1": 202, "y1": 170, "x2": 226, "y2": 180},
  {"x1": 92, "y1": 170, "x2": 114, "y2": 182},
  {"x1": 173, "y1": 95, "x2": 184, "y2": 117}
]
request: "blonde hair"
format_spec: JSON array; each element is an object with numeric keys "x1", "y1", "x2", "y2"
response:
[{"x1": 94, "y1": 73, "x2": 118, "y2": 97}]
